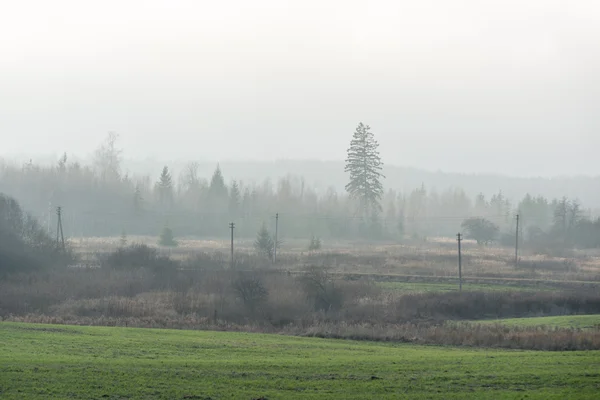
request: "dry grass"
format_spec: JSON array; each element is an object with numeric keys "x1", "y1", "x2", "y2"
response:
[
  {"x1": 3, "y1": 237, "x2": 600, "y2": 350},
  {"x1": 68, "y1": 235, "x2": 600, "y2": 282},
  {"x1": 4, "y1": 314, "x2": 599, "y2": 351},
  {"x1": 2, "y1": 263, "x2": 599, "y2": 332}
]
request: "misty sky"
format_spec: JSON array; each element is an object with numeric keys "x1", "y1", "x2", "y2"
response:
[{"x1": 1, "y1": 0, "x2": 599, "y2": 177}]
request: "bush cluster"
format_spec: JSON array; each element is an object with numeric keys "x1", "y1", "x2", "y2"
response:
[{"x1": 0, "y1": 193, "x2": 74, "y2": 276}]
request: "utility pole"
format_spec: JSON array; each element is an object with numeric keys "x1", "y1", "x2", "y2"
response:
[
  {"x1": 515, "y1": 214, "x2": 520, "y2": 267},
  {"x1": 274, "y1": 212, "x2": 279, "y2": 263},
  {"x1": 229, "y1": 222, "x2": 235, "y2": 268},
  {"x1": 47, "y1": 202, "x2": 52, "y2": 235},
  {"x1": 457, "y1": 232, "x2": 463, "y2": 292},
  {"x1": 56, "y1": 206, "x2": 65, "y2": 252}
]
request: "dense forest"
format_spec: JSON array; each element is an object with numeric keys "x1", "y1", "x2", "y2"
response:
[{"x1": 1, "y1": 132, "x2": 599, "y2": 250}]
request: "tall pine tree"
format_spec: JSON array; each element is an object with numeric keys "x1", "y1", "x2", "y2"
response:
[
  {"x1": 133, "y1": 184, "x2": 144, "y2": 216},
  {"x1": 344, "y1": 122, "x2": 385, "y2": 217},
  {"x1": 156, "y1": 166, "x2": 173, "y2": 209},
  {"x1": 207, "y1": 164, "x2": 228, "y2": 216},
  {"x1": 229, "y1": 180, "x2": 241, "y2": 217},
  {"x1": 209, "y1": 164, "x2": 228, "y2": 200}
]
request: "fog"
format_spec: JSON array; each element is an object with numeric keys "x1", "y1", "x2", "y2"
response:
[
  {"x1": 4, "y1": 3, "x2": 600, "y2": 373},
  {"x1": 1, "y1": 0, "x2": 599, "y2": 177}
]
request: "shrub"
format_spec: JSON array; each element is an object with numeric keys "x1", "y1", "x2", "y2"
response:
[
  {"x1": 461, "y1": 217, "x2": 499, "y2": 245},
  {"x1": 101, "y1": 244, "x2": 175, "y2": 271},
  {"x1": 181, "y1": 252, "x2": 227, "y2": 270},
  {"x1": 308, "y1": 236, "x2": 322, "y2": 251},
  {"x1": 299, "y1": 265, "x2": 344, "y2": 312},
  {"x1": 232, "y1": 272, "x2": 269, "y2": 311},
  {"x1": 499, "y1": 232, "x2": 515, "y2": 247},
  {"x1": 158, "y1": 226, "x2": 177, "y2": 247},
  {"x1": 388, "y1": 291, "x2": 600, "y2": 322}
]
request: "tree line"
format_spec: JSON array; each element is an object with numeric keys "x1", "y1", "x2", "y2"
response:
[{"x1": 1, "y1": 126, "x2": 599, "y2": 250}]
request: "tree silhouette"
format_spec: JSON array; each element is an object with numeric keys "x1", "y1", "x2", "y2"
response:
[
  {"x1": 254, "y1": 223, "x2": 275, "y2": 259},
  {"x1": 93, "y1": 132, "x2": 122, "y2": 182},
  {"x1": 156, "y1": 166, "x2": 173, "y2": 208},
  {"x1": 209, "y1": 164, "x2": 228, "y2": 200},
  {"x1": 158, "y1": 225, "x2": 177, "y2": 247},
  {"x1": 133, "y1": 184, "x2": 144, "y2": 216},
  {"x1": 229, "y1": 180, "x2": 241, "y2": 217},
  {"x1": 461, "y1": 217, "x2": 499, "y2": 245},
  {"x1": 344, "y1": 122, "x2": 385, "y2": 217}
]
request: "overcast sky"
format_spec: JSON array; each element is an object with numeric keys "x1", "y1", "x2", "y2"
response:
[{"x1": 1, "y1": 0, "x2": 598, "y2": 177}]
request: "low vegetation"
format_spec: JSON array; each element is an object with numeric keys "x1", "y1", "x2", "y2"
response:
[
  {"x1": 2, "y1": 244, "x2": 600, "y2": 351},
  {"x1": 2, "y1": 192, "x2": 600, "y2": 355}
]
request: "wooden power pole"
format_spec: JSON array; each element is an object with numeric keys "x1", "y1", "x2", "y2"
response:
[
  {"x1": 229, "y1": 222, "x2": 235, "y2": 268},
  {"x1": 56, "y1": 206, "x2": 65, "y2": 252},
  {"x1": 515, "y1": 214, "x2": 520, "y2": 267},
  {"x1": 457, "y1": 232, "x2": 463, "y2": 292},
  {"x1": 274, "y1": 213, "x2": 279, "y2": 263}
]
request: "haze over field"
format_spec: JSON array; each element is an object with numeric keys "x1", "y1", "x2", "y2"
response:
[
  {"x1": 2, "y1": 6, "x2": 600, "y2": 397},
  {"x1": 1, "y1": 0, "x2": 599, "y2": 177}
]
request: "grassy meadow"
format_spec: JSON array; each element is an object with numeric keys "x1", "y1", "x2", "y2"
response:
[{"x1": 1, "y1": 322, "x2": 599, "y2": 400}]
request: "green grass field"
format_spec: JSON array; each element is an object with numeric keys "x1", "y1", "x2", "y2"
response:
[
  {"x1": 378, "y1": 281, "x2": 553, "y2": 293},
  {"x1": 1, "y1": 322, "x2": 599, "y2": 399},
  {"x1": 477, "y1": 314, "x2": 600, "y2": 329}
]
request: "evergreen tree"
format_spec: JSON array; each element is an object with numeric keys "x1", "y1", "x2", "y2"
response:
[
  {"x1": 385, "y1": 198, "x2": 397, "y2": 238},
  {"x1": 159, "y1": 225, "x2": 177, "y2": 247},
  {"x1": 119, "y1": 229, "x2": 128, "y2": 247},
  {"x1": 397, "y1": 209, "x2": 405, "y2": 238},
  {"x1": 156, "y1": 166, "x2": 173, "y2": 208},
  {"x1": 308, "y1": 235, "x2": 322, "y2": 251},
  {"x1": 242, "y1": 188, "x2": 252, "y2": 217},
  {"x1": 209, "y1": 164, "x2": 228, "y2": 200},
  {"x1": 518, "y1": 194, "x2": 551, "y2": 231},
  {"x1": 396, "y1": 192, "x2": 407, "y2": 235},
  {"x1": 474, "y1": 193, "x2": 488, "y2": 216},
  {"x1": 229, "y1": 180, "x2": 241, "y2": 216},
  {"x1": 133, "y1": 184, "x2": 144, "y2": 215},
  {"x1": 490, "y1": 191, "x2": 509, "y2": 221},
  {"x1": 254, "y1": 223, "x2": 275, "y2": 259},
  {"x1": 344, "y1": 122, "x2": 385, "y2": 217},
  {"x1": 369, "y1": 210, "x2": 383, "y2": 239},
  {"x1": 407, "y1": 184, "x2": 427, "y2": 237}
]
